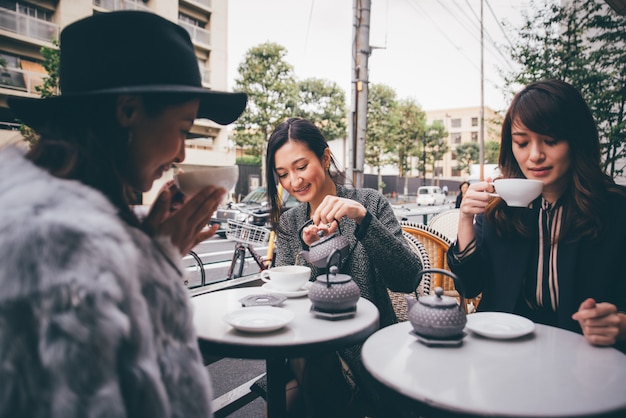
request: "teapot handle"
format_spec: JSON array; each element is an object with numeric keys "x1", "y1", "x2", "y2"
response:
[
  {"x1": 325, "y1": 249, "x2": 342, "y2": 288},
  {"x1": 298, "y1": 219, "x2": 343, "y2": 247},
  {"x1": 414, "y1": 268, "x2": 465, "y2": 312}
]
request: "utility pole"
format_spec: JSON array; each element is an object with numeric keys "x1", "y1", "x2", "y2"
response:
[
  {"x1": 347, "y1": 0, "x2": 371, "y2": 188},
  {"x1": 479, "y1": 0, "x2": 485, "y2": 181},
  {"x1": 422, "y1": 132, "x2": 426, "y2": 186}
]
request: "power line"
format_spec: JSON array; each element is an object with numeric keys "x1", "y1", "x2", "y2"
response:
[{"x1": 403, "y1": 0, "x2": 505, "y2": 93}]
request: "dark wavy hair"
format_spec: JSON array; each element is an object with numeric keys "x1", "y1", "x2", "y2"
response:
[
  {"x1": 265, "y1": 117, "x2": 343, "y2": 234},
  {"x1": 486, "y1": 79, "x2": 621, "y2": 241},
  {"x1": 26, "y1": 93, "x2": 196, "y2": 228}
]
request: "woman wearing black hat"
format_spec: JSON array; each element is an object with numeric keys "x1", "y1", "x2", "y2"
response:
[{"x1": 0, "y1": 11, "x2": 246, "y2": 418}]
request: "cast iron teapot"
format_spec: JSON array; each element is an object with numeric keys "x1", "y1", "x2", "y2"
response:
[
  {"x1": 298, "y1": 220, "x2": 350, "y2": 268},
  {"x1": 406, "y1": 268, "x2": 467, "y2": 339},
  {"x1": 308, "y1": 249, "x2": 360, "y2": 313}
]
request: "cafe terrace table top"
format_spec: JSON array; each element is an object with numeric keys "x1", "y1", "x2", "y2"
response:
[
  {"x1": 192, "y1": 286, "x2": 380, "y2": 359},
  {"x1": 362, "y1": 321, "x2": 626, "y2": 417}
]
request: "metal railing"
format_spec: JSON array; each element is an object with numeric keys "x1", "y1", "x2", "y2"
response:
[
  {"x1": 0, "y1": 66, "x2": 47, "y2": 95},
  {"x1": 184, "y1": 0, "x2": 212, "y2": 10},
  {"x1": 178, "y1": 20, "x2": 211, "y2": 48},
  {"x1": 92, "y1": 0, "x2": 150, "y2": 11},
  {"x1": 0, "y1": 8, "x2": 58, "y2": 42}
]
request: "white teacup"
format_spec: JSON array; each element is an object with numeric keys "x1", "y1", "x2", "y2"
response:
[
  {"x1": 174, "y1": 165, "x2": 238, "y2": 197},
  {"x1": 260, "y1": 266, "x2": 311, "y2": 291},
  {"x1": 493, "y1": 178, "x2": 543, "y2": 207}
]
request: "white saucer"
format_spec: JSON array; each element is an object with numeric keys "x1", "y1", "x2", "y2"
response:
[
  {"x1": 223, "y1": 306, "x2": 294, "y2": 333},
  {"x1": 261, "y1": 281, "x2": 311, "y2": 298},
  {"x1": 465, "y1": 312, "x2": 535, "y2": 340}
]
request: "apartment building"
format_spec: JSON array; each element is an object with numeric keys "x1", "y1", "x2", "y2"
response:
[
  {"x1": 426, "y1": 106, "x2": 503, "y2": 179},
  {"x1": 0, "y1": 0, "x2": 236, "y2": 203}
]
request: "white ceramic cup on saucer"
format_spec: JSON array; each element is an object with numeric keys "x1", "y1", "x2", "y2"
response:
[
  {"x1": 492, "y1": 178, "x2": 543, "y2": 207},
  {"x1": 260, "y1": 266, "x2": 311, "y2": 291},
  {"x1": 174, "y1": 165, "x2": 238, "y2": 197}
]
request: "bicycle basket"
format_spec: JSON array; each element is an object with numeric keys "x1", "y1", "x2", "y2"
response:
[{"x1": 226, "y1": 220, "x2": 270, "y2": 246}]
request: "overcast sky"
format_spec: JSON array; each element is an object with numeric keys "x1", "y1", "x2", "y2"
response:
[{"x1": 227, "y1": 0, "x2": 530, "y2": 113}]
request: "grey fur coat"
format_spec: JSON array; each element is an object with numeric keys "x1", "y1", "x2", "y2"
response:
[{"x1": 0, "y1": 146, "x2": 213, "y2": 418}]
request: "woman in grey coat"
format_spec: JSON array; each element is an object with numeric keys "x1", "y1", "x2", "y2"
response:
[
  {"x1": 0, "y1": 11, "x2": 246, "y2": 418},
  {"x1": 264, "y1": 117, "x2": 423, "y2": 417}
]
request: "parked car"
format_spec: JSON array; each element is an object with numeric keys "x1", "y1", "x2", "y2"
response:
[
  {"x1": 211, "y1": 187, "x2": 300, "y2": 237},
  {"x1": 416, "y1": 186, "x2": 447, "y2": 206}
]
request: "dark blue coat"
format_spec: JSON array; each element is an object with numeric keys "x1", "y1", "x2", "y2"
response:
[{"x1": 448, "y1": 192, "x2": 626, "y2": 352}]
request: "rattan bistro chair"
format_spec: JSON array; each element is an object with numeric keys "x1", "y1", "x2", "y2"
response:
[
  {"x1": 427, "y1": 208, "x2": 460, "y2": 243},
  {"x1": 400, "y1": 221, "x2": 480, "y2": 314},
  {"x1": 387, "y1": 231, "x2": 432, "y2": 322}
]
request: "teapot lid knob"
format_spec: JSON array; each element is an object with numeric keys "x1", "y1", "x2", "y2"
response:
[
  {"x1": 434, "y1": 287, "x2": 444, "y2": 298},
  {"x1": 329, "y1": 265, "x2": 339, "y2": 275}
]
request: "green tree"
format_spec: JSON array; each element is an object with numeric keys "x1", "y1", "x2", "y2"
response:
[
  {"x1": 484, "y1": 140, "x2": 501, "y2": 164},
  {"x1": 295, "y1": 78, "x2": 347, "y2": 141},
  {"x1": 233, "y1": 42, "x2": 298, "y2": 182},
  {"x1": 455, "y1": 142, "x2": 480, "y2": 175},
  {"x1": 20, "y1": 39, "x2": 60, "y2": 146},
  {"x1": 504, "y1": 0, "x2": 626, "y2": 177},
  {"x1": 366, "y1": 84, "x2": 399, "y2": 192},
  {"x1": 393, "y1": 98, "x2": 427, "y2": 195},
  {"x1": 423, "y1": 121, "x2": 449, "y2": 181}
]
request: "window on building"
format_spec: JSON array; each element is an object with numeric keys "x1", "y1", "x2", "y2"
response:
[
  {"x1": 179, "y1": 13, "x2": 206, "y2": 28},
  {"x1": 452, "y1": 133, "x2": 462, "y2": 144},
  {"x1": 0, "y1": 1, "x2": 53, "y2": 21},
  {"x1": 451, "y1": 168, "x2": 462, "y2": 177},
  {"x1": 471, "y1": 131, "x2": 478, "y2": 142},
  {"x1": 451, "y1": 151, "x2": 457, "y2": 160},
  {"x1": 451, "y1": 118, "x2": 462, "y2": 128},
  {"x1": 435, "y1": 167, "x2": 443, "y2": 177},
  {"x1": 471, "y1": 117, "x2": 478, "y2": 127}
]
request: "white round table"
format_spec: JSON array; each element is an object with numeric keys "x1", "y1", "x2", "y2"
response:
[
  {"x1": 362, "y1": 321, "x2": 626, "y2": 417},
  {"x1": 192, "y1": 287, "x2": 379, "y2": 417}
]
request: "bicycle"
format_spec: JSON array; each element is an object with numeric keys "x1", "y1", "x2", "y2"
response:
[{"x1": 226, "y1": 219, "x2": 272, "y2": 279}]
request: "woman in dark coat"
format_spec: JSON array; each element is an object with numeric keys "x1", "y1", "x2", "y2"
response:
[{"x1": 448, "y1": 79, "x2": 626, "y2": 353}]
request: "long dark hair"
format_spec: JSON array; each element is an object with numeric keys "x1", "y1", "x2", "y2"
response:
[
  {"x1": 265, "y1": 117, "x2": 343, "y2": 233},
  {"x1": 486, "y1": 79, "x2": 620, "y2": 241},
  {"x1": 27, "y1": 93, "x2": 196, "y2": 228}
]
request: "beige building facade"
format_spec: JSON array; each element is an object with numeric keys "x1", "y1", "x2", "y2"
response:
[
  {"x1": 0, "y1": 0, "x2": 237, "y2": 203},
  {"x1": 426, "y1": 106, "x2": 503, "y2": 180}
]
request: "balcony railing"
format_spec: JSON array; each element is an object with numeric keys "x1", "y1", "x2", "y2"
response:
[
  {"x1": 200, "y1": 67, "x2": 211, "y2": 85},
  {"x1": 93, "y1": 0, "x2": 150, "y2": 12},
  {"x1": 0, "y1": 8, "x2": 59, "y2": 42},
  {"x1": 0, "y1": 66, "x2": 47, "y2": 95},
  {"x1": 185, "y1": 0, "x2": 212, "y2": 10},
  {"x1": 178, "y1": 20, "x2": 211, "y2": 48}
]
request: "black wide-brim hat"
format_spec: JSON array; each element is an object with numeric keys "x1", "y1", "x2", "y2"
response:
[{"x1": 8, "y1": 11, "x2": 247, "y2": 129}]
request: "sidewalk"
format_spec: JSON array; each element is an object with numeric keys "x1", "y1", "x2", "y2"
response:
[{"x1": 207, "y1": 358, "x2": 266, "y2": 417}]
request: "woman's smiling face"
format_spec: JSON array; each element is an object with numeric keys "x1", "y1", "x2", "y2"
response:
[{"x1": 273, "y1": 139, "x2": 330, "y2": 204}]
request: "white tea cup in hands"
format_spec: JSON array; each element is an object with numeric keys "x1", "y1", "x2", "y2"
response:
[
  {"x1": 174, "y1": 165, "x2": 238, "y2": 197},
  {"x1": 492, "y1": 179, "x2": 543, "y2": 207},
  {"x1": 260, "y1": 266, "x2": 311, "y2": 291}
]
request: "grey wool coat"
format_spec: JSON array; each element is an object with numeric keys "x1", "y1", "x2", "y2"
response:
[
  {"x1": 275, "y1": 184, "x2": 423, "y2": 376},
  {"x1": 0, "y1": 146, "x2": 213, "y2": 418}
]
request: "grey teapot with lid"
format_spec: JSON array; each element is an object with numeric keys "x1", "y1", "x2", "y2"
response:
[
  {"x1": 298, "y1": 220, "x2": 350, "y2": 268},
  {"x1": 308, "y1": 249, "x2": 360, "y2": 313},
  {"x1": 407, "y1": 268, "x2": 467, "y2": 339}
]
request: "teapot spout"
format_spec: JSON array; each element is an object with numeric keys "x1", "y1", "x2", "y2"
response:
[{"x1": 299, "y1": 250, "x2": 311, "y2": 263}]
